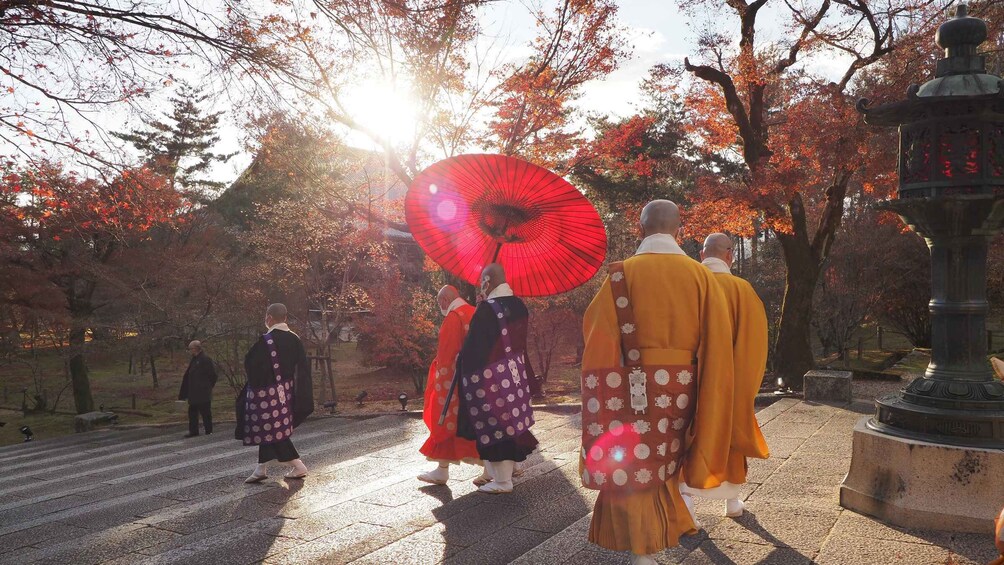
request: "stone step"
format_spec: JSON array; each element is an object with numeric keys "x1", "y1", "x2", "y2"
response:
[
  {"x1": 0, "y1": 416, "x2": 393, "y2": 519},
  {"x1": 0, "y1": 410, "x2": 584, "y2": 565},
  {"x1": 0, "y1": 418, "x2": 355, "y2": 492},
  {"x1": 0, "y1": 423, "x2": 171, "y2": 455},
  {"x1": 0, "y1": 427, "x2": 169, "y2": 462}
]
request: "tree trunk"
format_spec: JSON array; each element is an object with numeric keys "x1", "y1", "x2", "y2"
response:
[
  {"x1": 149, "y1": 355, "x2": 159, "y2": 388},
  {"x1": 68, "y1": 324, "x2": 94, "y2": 414},
  {"x1": 774, "y1": 233, "x2": 821, "y2": 389}
]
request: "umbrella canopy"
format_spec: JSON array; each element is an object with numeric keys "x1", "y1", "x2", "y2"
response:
[{"x1": 405, "y1": 154, "x2": 606, "y2": 297}]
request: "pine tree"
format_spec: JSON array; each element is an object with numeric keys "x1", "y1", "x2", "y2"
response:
[{"x1": 117, "y1": 85, "x2": 234, "y2": 200}]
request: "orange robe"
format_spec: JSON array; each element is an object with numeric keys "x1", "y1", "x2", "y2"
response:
[
  {"x1": 992, "y1": 506, "x2": 1004, "y2": 565},
  {"x1": 582, "y1": 235, "x2": 735, "y2": 555},
  {"x1": 682, "y1": 259, "x2": 770, "y2": 497},
  {"x1": 420, "y1": 302, "x2": 480, "y2": 463}
]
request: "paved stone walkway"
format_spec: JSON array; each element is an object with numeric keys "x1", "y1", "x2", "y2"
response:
[{"x1": 0, "y1": 401, "x2": 997, "y2": 564}]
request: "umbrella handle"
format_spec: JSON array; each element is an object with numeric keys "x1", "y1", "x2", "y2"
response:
[
  {"x1": 492, "y1": 242, "x2": 503, "y2": 262},
  {"x1": 439, "y1": 372, "x2": 459, "y2": 426}
]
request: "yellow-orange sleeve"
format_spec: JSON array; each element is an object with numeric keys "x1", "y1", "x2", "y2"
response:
[
  {"x1": 683, "y1": 272, "x2": 736, "y2": 490},
  {"x1": 731, "y1": 280, "x2": 770, "y2": 459}
]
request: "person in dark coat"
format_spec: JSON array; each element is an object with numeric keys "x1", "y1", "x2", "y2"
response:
[
  {"x1": 179, "y1": 340, "x2": 218, "y2": 438},
  {"x1": 456, "y1": 263, "x2": 539, "y2": 494},
  {"x1": 238, "y1": 303, "x2": 314, "y2": 483}
]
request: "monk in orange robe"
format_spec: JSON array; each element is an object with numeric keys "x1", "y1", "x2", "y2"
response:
[
  {"x1": 417, "y1": 285, "x2": 481, "y2": 485},
  {"x1": 993, "y1": 505, "x2": 1004, "y2": 565},
  {"x1": 680, "y1": 233, "x2": 770, "y2": 519},
  {"x1": 582, "y1": 200, "x2": 735, "y2": 565}
]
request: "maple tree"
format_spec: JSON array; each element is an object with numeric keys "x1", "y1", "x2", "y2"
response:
[
  {"x1": 0, "y1": 1, "x2": 288, "y2": 166},
  {"x1": 676, "y1": 0, "x2": 943, "y2": 387},
  {"x1": 1, "y1": 162, "x2": 181, "y2": 412},
  {"x1": 224, "y1": 117, "x2": 398, "y2": 346},
  {"x1": 239, "y1": 0, "x2": 487, "y2": 188},
  {"x1": 811, "y1": 208, "x2": 931, "y2": 356},
  {"x1": 573, "y1": 87, "x2": 696, "y2": 210},
  {"x1": 483, "y1": 0, "x2": 630, "y2": 168},
  {"x1": 355, "y1": 266, "x2": 439, "y2": 393}
]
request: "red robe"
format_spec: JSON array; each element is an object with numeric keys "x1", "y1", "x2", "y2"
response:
[{"x1": 420, "y1": 302, "x2": 480, "y2": 463}]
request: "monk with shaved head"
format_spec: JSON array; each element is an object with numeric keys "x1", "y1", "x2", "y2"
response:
[
  {"x1": 417, "y1": 285, "x2": 481, "y2": 485},
  {"x1": 453, "y1": 263, "x2": 539, "y2": 493},
  {"x1": 581, "y1": 201, "x2": 735, "y2": 564},
  {"x1": 679, "y1": 234, "x2": 770, "y2": 518},
  {"x1": 239, "y1": 303, "x2": 313, "y2": 484}
]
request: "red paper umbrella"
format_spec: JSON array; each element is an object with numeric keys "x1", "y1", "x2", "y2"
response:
[{"x1": 405, "y1": 154, "x2": 607, "y2": 297}]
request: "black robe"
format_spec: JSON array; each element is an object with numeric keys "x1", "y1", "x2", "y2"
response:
[
  {"x1": 234, "y1": 328, "x2": 314, "y2": 441},
  {"x1": 178, "y1": 352, "x2": 218, "y2": 405},
  {"x1": 456, "y1": 295, "x2": 539, "y2": 462}
]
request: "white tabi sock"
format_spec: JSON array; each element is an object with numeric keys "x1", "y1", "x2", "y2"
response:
[
  {"x1": 726, "y1": 497, "x2": 745, "y2": 517},
  {"x1": 629, "y1": 553, "x2": 657, "y2": 565},
  {"x1": 418, "y1": 462, "x2": 450, "y2": 485},
  {"x1": 245, "y1": 464, "x2": 268, "y2": 484},
  {"x1": 478, "y1": 460, "x2": 513, "y2": 493},
  {"x1": 285, "y1": 459, "x2": 308, "y2": 478},
  {"x1": 475, "y1": 461, "x2": 491, "y2": 481},
  {"x1": 681, "y1": 491, "x2": 701, "y2": 529}
]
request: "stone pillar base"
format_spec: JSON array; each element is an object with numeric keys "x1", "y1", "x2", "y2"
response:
[{"x1": 840, "y1": 417, "x2": 1004, "y2": 533}]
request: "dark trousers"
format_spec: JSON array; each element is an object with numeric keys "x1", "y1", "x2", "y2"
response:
[
  {"x1": 258, "y1": 438, "x2": 300, "y2": 463},
  {"x1": 188, "y1": 401, "x2": 213, "y2": 435}
]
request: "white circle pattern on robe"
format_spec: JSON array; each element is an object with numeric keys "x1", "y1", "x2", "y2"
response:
[
  {"x1": 606, "y1": 372, "x2": 622, "y2": 388},
  {"x1": 657, "y1": 417, "x2": 669, "y2": 433},
  {"x1": 609, "y1": 420, "x2": 624, "y2": 436},
  {"x1": 654, "y1": 369, "x2": 670, "y2": 385}
]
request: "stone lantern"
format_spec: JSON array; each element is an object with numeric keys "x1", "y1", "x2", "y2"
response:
[{"x1": 840, "y1": 5, "x2": 1004, "y2": 533}]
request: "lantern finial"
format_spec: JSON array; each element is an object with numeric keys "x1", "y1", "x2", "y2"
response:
[{"x1": 934, "y1": 3, "x2": 988, "y2": 75}]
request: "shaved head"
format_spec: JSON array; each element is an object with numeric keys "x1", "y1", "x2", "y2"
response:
[
  {"x1": 266, "y1": 303, "x2": 287, "y2": 321},
  {"x1": 481, "y1": 263, "x2": 507, "y2": 295},
  {"x1": 437, "y1": 285, "x2": 461, "y2": 312},
  {"x1": 265, "y1": 303, "x2": 287, "y2": 329},
  {"x1": 702, "y1": 232, "x2": 734, "y2": 266},
  {"x1": 640, "y1": 200, "x2": 681, "y2": 238}
]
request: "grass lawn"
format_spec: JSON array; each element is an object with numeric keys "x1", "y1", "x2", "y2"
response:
[
  {"x1": 0, "y1": 338, "x2": 588, "y2": 446},
  {"x1": 0, "y1": 342, "x2": 424, "y2": 446},
  {"x1": 2, "y1": 321, "x2": 999, "y2": 447}
]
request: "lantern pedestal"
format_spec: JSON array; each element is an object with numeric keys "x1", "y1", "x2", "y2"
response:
[
  {"x1": 842, "y1": 195, "x2": 1004, "y2": 533},
  {"x1": 868, "y1": 195, "x2": 1004, "y2": 447},
  {"x1": 840, "y1": 418, "x2": 1003, "y2": 533}
]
